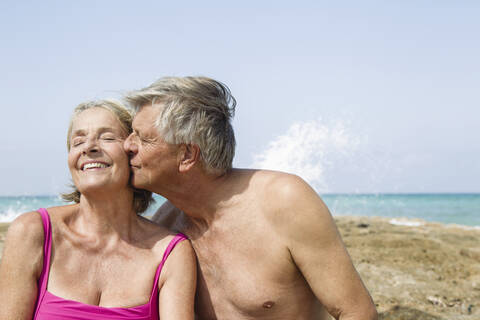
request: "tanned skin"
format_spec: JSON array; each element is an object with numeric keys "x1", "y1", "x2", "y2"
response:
[
  {"x1": 125, "y1": 104, "x2": 378, "y2": 320},
  {"x1": 0, "y1": 108, "x2": 196, "y2": 320}
]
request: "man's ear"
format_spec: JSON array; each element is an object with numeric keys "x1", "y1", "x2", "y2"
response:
[{"x1": 178, "y1": 144, "x2": 200, "y2": 173}]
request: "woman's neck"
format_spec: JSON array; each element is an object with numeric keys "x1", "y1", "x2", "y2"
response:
[{"x1": 71, "y1": 188, "x2": 139, "y2": 239}]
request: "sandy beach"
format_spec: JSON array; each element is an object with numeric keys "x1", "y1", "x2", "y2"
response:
[
  {"x1": 334, "y1": 216, "x2": 479, "y2": 320},
  {"x1": 0, "y1": 216, "x2": 478, "y2": 320}
]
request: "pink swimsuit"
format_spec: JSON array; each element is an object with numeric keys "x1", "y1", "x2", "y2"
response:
[{"x1": 33, "y1": 208, "x2": 187, "y2": 320}]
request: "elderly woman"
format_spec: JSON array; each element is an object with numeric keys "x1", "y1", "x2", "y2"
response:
[{"x1": 0, "y1": 100, "x2": 196, "y2": 320}]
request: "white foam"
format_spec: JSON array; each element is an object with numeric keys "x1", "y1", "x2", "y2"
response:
[
  {"x1": 389, "y1": 218, "x2": 425, "y2": 227},
  {"x1": 0, "y1": 207, "x2": 24, "y2": 223},
  {"x1": 251, "y1": 118, "x2": 360, "y2": 193},
  {"x1": 445, "y1": 223, "x2": 480, "y2": 231}
]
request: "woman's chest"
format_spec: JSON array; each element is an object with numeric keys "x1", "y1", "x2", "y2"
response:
[{"x1": 47, "y1": 246, "x2": 159, "y2": 307}]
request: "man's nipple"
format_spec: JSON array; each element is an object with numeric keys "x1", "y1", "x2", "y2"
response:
[{"x1": 262, "y1": 301, "x2": 275, "y2": 309}]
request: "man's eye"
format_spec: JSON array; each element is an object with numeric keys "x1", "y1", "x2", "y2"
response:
[{"x1": 132, "y1": 132, "x2": 150, "y2": 143}]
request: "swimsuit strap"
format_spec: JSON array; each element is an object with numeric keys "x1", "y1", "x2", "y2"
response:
[
  {"x1": 33, "y1": 208, "x2": 53, "y2": 318},
  {"x1": 32, "y1": 210, "x2": 187, "y2": 319},
  {"x1": 149, "y1": 233, "x2": 188, "y2": 300},
  {"x1": 37, "y1": 208, "x2": 53, "y2": 293}
]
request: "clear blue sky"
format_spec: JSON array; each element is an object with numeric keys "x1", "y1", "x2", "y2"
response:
[{"x1": 1, "y1": 1, "x2": 479, "y2": 195}]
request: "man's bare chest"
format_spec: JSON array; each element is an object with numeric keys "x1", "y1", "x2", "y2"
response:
[{"x1": 191, "y1": 232, "x2": 319, "y2": 319}]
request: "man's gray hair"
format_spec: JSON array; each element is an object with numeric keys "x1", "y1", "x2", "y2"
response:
[{"x1": 125, "y1": 76, "x2": 236, "y2": 175}]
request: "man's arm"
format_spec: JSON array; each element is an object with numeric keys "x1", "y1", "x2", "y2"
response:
[
  {"x1": 151, "y1": 201, "x2": 184, "y2": 232},
  {"x1": 271, "y1": 174, "x2": 377, "y2": 320}
]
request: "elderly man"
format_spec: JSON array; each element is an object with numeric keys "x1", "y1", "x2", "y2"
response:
[{"x1": 123, "y1": 76, "x2": 377, "y2": 320}]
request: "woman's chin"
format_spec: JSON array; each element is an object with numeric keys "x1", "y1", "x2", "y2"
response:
[{"x1": 77, "y1": 182, "x2": 128, "y2": 197}]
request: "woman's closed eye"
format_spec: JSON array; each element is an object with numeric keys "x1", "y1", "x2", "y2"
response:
[
  {"x1": 100, "y1": 133, "x2": 118, "y2": 141},
  {"x1": 72, "y1": 138, "x2": 85, "y2": 147}
]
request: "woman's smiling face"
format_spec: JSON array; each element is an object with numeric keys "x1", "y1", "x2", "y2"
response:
[{"x1": 68, "y1": 107, "x2": 131, "y2": 196}]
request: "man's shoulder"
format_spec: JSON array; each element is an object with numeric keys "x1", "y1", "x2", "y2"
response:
[
  {"x1": 150, "y1": 201, "x2": 184, "y2": 232},
  {"x1": 248, "y1": 169, "x2": 320, "y2": 205},
  {"x1": 247, "y1": 169, "x2": 332, "y2": 234}
]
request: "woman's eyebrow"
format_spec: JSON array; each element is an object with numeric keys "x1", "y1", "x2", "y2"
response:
[
  {"x1": 98, "y1": 127, "x2": 117, "y2": 133},
  {"x1": 72, "y1": 127, "x2": 117, "y2": 136},
  {"x1": 71, "y1": 129, "x2": 86, "y2": 137}
]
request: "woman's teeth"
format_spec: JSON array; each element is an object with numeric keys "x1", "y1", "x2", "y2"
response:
[{"x1": 83, "y1": 163, "x2": 108, "y2": 170}]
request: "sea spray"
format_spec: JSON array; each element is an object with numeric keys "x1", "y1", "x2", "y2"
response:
[
  {"x1": 0, "y1": 196, "x2": 64, "y2": 222},
  {"x1": 251, "y1": 117, "x2": 361, "y2": 193},
  {"x1": 249, "y1": 119, "x2": 480, "y2": 227}
]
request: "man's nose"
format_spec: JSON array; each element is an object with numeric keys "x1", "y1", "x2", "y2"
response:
[{"x1": 124, "y1": 133, "x2": 138, "y2": 154}]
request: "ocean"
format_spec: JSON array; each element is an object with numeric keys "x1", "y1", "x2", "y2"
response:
[
  {"x1": 0, "y1": 194, "x2": 166, "y2": 223},
  {"x1": 0, "y1": 193, "x2": 479, "y2": 227},
  {"x1": 322, "y1": 193, "x2": 480, "y2": 227}
]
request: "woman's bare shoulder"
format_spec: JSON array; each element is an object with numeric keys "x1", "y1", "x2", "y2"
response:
[
  {"x1": 44, "y1": 204, "x2": 78, "y2": 218},
  {"x1": 6, "y1": 204, "x2": 76, "y2": 247},
  {"x1": 2, "y1": 211, "x2": 46, "y2": 278},
  {"x1": 7, "y1": 210, "x2": 45, "y2": 245}
]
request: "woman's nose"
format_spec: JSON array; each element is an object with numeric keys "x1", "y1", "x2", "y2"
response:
[{"x1": 82, "y1": 138, "x2": 99, "y2": 154}]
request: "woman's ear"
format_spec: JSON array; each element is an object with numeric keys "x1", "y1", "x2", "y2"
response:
[{"x1": 178, "y1": 144, "x2": 200, "y2": 173}]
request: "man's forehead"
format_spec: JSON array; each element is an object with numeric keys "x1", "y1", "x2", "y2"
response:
[
  {"x1": 132, "y1": 105, "x2": 161, "y2": 132},
  {"x1": 137, "y1": 100, "x2": 165, "y2": 110},
  {"x1": 134, "y1": 105, "x2": 160, "y2": 120}
]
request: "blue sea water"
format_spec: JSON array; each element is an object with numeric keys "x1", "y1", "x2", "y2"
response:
[
  {"x1": 0, "y1": 194, "x2": 479, "y2": 227},
  {"x1": 0, "y1": 195, "x2": 165, "y2": 223},
  {"x1": 322, "y1": 193, "x2": 480, "y2": 227}
]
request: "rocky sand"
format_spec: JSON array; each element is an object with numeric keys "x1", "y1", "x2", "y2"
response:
[
  {"x1": 0, "y1": 216, "x2": 479, "y2": 320},
  {"x1": 335, "y1": 216, "x2": 479, "y2": 320}
]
